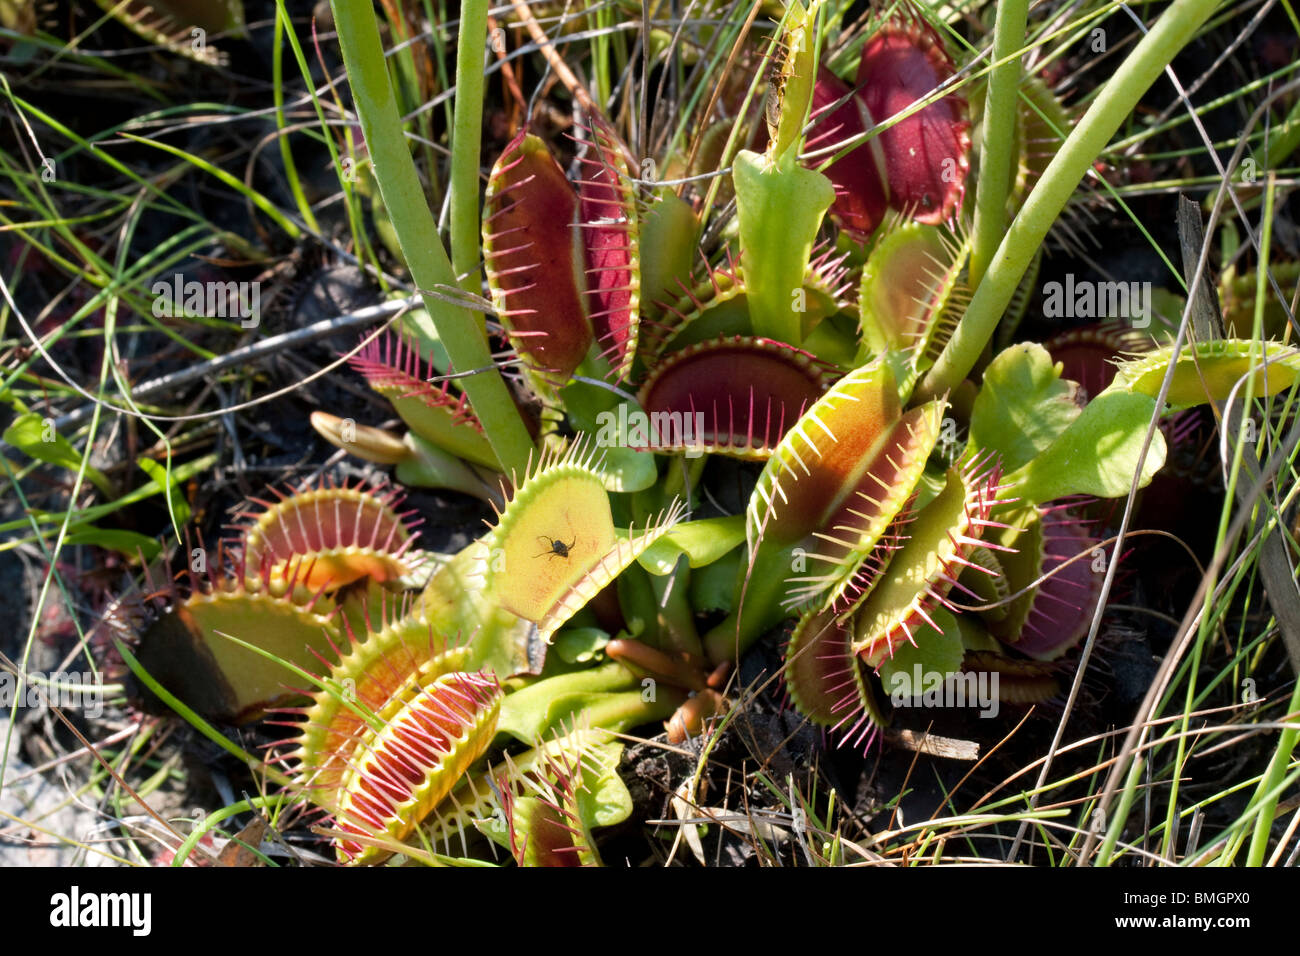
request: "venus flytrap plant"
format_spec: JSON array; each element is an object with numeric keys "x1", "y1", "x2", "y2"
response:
[
  {"x1": 236, "y1": 481, "x2": 421, "y2": 591},
  {"x1": 969, "y1": 502, "x2": 1104, "y2": 662},
  {"x1": 727, "y1": 332, "x2": 1182, "y2": 736},
  {"x1": 284, "y1": 615, "x2": 473, "y2": 802},
  {"x1": 118, "y1": 467, "x2": 685, "y2": 864},
  {"x1": 1039, "y1": 323, "x2": 1157, "y2": 403},
  {"x1": 855, "y1": 216, "x2": 970, "y2": 371},
  {"x1": 133, "y1": 559, "x2": 342, "y2": 725},
  {"x1": 481, "y1": 116, "x2": 649, "y2": 394},
  {"x1": 345, "y1": 329, "x2": 505, "y2": 469},
  {"x1": 1216, "y1": 239, "x2": 1300, "y2": 340},
  {"x1": 267, "y1": 591, "x2": 504, "y2": 865},
  {"x1": 482, "y1": 130, "x2": 598, "y2": 398},
  {"x1": 784, "y1": 607, "x2": 885, "y2": 744},
  {"x1": 310, "y1": 1, "x2": 1190, "y2": 752},
  {"x1": 88, "y1": 0, "x2": 1288, "y2": 867},
  {"x1": 576, "y1": 117, "x2": 644, "y2": 383},
  {"x1": 319, "y1": 4, "x2": 979, "y2": 496},
  {"x1": 847, "y1": 458, "x2": 1005, "y2": 669},
  {"x1": 1106, "y1": 340, "x2": 1300, "y2": 410},
  {"x1": 329, "y1": 669, "x2": 501, "y2": 865},
  {"x1": 495, "y1": 752, "x2": 604, "y2": 866},
  {"x1": 475, "y1": 723, "x2": 637, "y2": 867},
  {"x1": 874, "y1": 604, "x2": 965, "y2": 701}
]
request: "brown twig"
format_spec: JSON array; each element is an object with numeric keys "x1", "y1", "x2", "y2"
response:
[{"x1": 507, "y1": 0, "x2": 598, "y2": 115}]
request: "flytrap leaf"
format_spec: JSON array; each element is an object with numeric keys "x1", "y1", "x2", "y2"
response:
[
  {"x1": 549, "y1": 731, "x2": 632, "y2": 831},
  {"x1": 643, "y1": 250, "x2": 852, "y2": 362},
  {"x1": 748, "y1": 358, "x2": 899, "y2": 551},
  {"x1": 424, "y1": 725, "x2": 629, "y2": 861},
  {"x1": 417, "y1": 539, "x2": 538, "y2": 680},
  {"x1": 849, "y1": 460, "x2": 1002, "y2": 668},
  {"x1": 236, "y1": 481, "x2": 421, "y2": 591},
  {"x1": 953, "y1": 545, "x2": 1010, "y2": 622},
  {"x1": 282, "y1": 607, "x2": 469, "y2": 806},
  {"x1": 495, "y1": 662, "x2": 643, "y2": 744},
  {"x1": 876, "y1": 606, "x2": 964, "y2": 698},
  {"x1": 807, "y1": 68, "x2": 888, "y2": 239},
  {"x1": 1004, "y1": 391, "x2": 1166, "y2": 504},
  {"x1": 478, "y1": 441, "x2": 686, "y2": 641},
  {"x1": 813, "y1": 13, "x2": 970, "y2": 237},
  {"x1": 309, "y1": 412, "x2": 411, "y2": 466},
  {"x1": 968, "y1": 343, "x2": 1082, "y2": 473},
  {"x1": 633, "y1": 335, "x2": 836, "y2": 459},
  {"x1": 759, "y1": 358, "x2": 945, "y2": 613},
  {"x1": 309, "y1": 423, "x2": 492, "y2": 506},
  {"x1": 575, "y1": 116, "x2": 641, "y2": 382},
  {"x1": 858, "y1": 219, "x2": 969, "y2": 365},
  {"x1": 91, "y1": 0, "x2": 245, "y2": 65},
  {"x1": 767, "y1": 0, "x2": 823, "y2": 162},
  {"x1": 1219, "y1": 260, "x2": 1300, "y2": 338},
  {"x1": 732, "y1": 153, "x2": 835, "y2": 345},
  {"x1": 1042, "y1": 322, "x2": 1155, "y2": 403},
  {"x1": 854, "y1": 11, "x2": 969, "y2": 224},
  {"x1": 132, "y1": 480, "x2": 431, "y2": 723},
  {"x1": 349, "y1": 329, "x2": 500, "y2": 468},
  {"x1": 977, "y1": 504, "x2": 1102, "y2": 661},
  {"x1": 133, "y1": 571, "x2": 340, "y2": 724},
  {"x1": 1109, "y1": 339, "x2": 1300, "y2": 409},
  {"x1": 785, "y1": 607, "x2": 883, "y2": 747},
  {"x1": 637, "y1": 189, "x2": 701, "y2": 329},
  {"x1": 484, "y1": 131, "x2": 593, "y2": 394},
  {"x1": 781, "y1": 400, "x2": 945, "y2": 612},
  {"x1": 333, "y1": 670, "x2": 502, "y2": 865},
  {"x1": 500, "y1": 783, "x2": 597, "y2": 866},
  {"x1": 705, "y1": 359, "x2": 942, "y2": 661},
  {"x1": 641, "y1": 252, "x2": 746, "y2": 361},
  {"x1": 495, "y1": 741, "x2": 619, "y2": 866}
]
